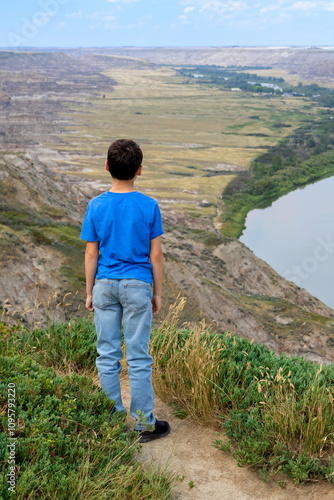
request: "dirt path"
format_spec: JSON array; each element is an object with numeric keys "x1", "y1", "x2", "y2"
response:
[{"x1": 120, "y1": 377, "x2": 334, "y2": 500}]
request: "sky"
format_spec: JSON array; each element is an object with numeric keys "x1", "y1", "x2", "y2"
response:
[{"x1": 0, "y1": 0, "x2": 333, "y2": 48}]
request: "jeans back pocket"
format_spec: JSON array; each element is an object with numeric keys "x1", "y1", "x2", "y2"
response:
[
  {"x1": 92, "y1": 282, "x2": 113, "y2": 309},
  {"x1": 123, "y1": 281, "x2": 151, "y2": 313}
]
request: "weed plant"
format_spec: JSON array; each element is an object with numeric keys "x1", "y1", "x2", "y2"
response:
[
  {"x1": 3, "y1": 300, "x2": 334, "y2": 489},
  {"x1": 0, "y1": 321, "x2": 174, "y2": 499},
  {"x1": 151, "y1": 302, "x2": 334, "y2": 484},
  {"x1": 0, "y1": 318, "x2": 97, "y2": 372}
]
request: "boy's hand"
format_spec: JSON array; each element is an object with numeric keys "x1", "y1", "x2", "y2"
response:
[
  {"x1": 152, "y1": 295, "x2": 161, "y2": 316},
  {"x1": 85, "y1": 295, "x2": 94, "y2": 312}
]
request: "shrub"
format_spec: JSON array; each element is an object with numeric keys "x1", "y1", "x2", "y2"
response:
[
  {"x1": 0, "y1": 318, "x2": 97, "y2": 372},
  {"x1": 0, "y1": 322, "x2": 174, "y2": 499},
  {"x1": 151, "y1": 313, "x2": 334, "y2": 484}
]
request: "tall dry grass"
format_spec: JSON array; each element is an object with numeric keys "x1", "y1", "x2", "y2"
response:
[
  {"x1": 262, "y1": 364, "x2": 334, "y2": 456},
  {"x1": 151, "y1": 299, "x2": 334, "y2": 483},
  {"x1": 151, "y1": 297, "x2": 224, "y2": 426},
  {"x1": 1, "y1": 290, "x2": 79, "y2": 328}
]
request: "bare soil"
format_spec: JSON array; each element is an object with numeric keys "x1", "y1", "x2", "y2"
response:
[{"x1": 120, "y1": 377, "x2": 334, "y2": 500}]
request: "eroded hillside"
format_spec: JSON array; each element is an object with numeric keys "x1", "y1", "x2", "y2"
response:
[{"x1": 1, "y1": 50, "x2": 334, "y2": 363}]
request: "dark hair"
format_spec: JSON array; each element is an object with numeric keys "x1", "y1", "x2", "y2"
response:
[{"x1": 107, "y1": 139, "x2": 143, "y2": 180}]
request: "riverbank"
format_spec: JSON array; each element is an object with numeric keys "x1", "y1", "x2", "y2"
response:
[
  {"x1": 240, "y1": 175, "x2": 334, "y2": 309},
  {"x1": 221, "y1": 110, "x2": 334, "y2": 238}
]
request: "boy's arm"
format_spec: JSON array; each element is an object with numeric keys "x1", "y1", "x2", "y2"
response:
[
  {"x1": 85, "y1": 241, "x2": 99, "y2": 312},
  {"x1": 150, "y1": 235, "x2": 163, "y2": 316}
]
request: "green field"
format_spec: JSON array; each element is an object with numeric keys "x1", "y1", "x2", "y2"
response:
[{"x1": 50, "y1": 66, "x2": 317, "y2": 223}]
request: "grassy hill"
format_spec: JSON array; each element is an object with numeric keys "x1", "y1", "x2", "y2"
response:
[
  {"x1": 1, "y1": 307, "x2": 334, "y2": 495},
  {"x1": 0, "y1": 318, "x2": 174, "y2": 499}
]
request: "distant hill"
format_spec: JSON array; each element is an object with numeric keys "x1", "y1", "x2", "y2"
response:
[
  {"x1": 71, "y1": 46, "x2": 334, "y2": 83},
  {"x1": 2, "y1": 46, "x2": 333, "y2": 82},
  {"x1": 0, "y1": 50, "x2": 156, "y2": 72}
]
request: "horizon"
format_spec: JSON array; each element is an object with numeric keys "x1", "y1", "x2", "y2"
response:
[{"x1": 1, "y1": 44, "x2": 334, "y2": 50}]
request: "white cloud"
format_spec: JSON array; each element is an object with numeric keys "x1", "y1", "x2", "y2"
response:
[
  {"x1": 323, "y1": 1, "x2": 334, "y2": 10},
  {"x1": 254, "y1": 0, "x2": 334, "y2": 17},
  {"x1": 200, "y1": 0, "x2": 247, "y2": 18},
  {"x1": 179, "y1": 0, "x2": 332, "y2": 28},
  {"x1": 291, "y1": 1, "x2": 317, "y2": 10},
  {"x1": 179, "y1": 5, "x2": 196, "y2": 20},
  {"x1": 43, "y1": 11, "x2": 56, "y2": 18},
  {"x1": 178, "y1": 0, "x2": 253, "y2": 25},
  {"x1": 107, "y1": 0, "x2": 138, "y2": 3},
  {"x1": 103, "y1": 20, "x2": 121, "y2": 30},
  {"x1": 259, "y1": 4, "x2": 281, "y2": 13},
  {"x1": 66, "y1": 10, "x2": 83, "y2": 19},
  {"x1": 184, "y1": 6, "x2": 196, "y2": 13},
  {"x1": 30, "y1": 10, "x2": 56, "y2": 25},
  {"x1": 126, "y1": 14, "x2": 152, "y2": 29},
  {"x1": 86, "y1": 12, "x2": 102, "y2": 20}
]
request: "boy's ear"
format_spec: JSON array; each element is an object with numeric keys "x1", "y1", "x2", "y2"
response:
[
  {"x1": 105, "y1": 160, "x2": 109, "y2": 172},
  {"x1": 137, "y1": 165, "x2": 143, "y2": 176}
]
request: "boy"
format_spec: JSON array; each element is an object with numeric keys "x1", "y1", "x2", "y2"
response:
[{"x1": 80, "y1": 139, "x2": 170, "y2": 443}]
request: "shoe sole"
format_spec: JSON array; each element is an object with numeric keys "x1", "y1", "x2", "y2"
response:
[{"x1": 138, "y1": 425, "x2": 171, "y2": 443}]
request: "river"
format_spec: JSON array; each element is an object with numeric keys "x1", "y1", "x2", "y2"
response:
[{"x1": 239, "y1": 176, "x2": 334, "y2": 309}]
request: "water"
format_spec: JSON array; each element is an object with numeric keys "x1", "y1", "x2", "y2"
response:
[
  {"x1": 248, "y1": 81, "x2": 283, "y2": 92},
  {"x1": 240, "y1": 176, "x2": 334, "y2": 309}
]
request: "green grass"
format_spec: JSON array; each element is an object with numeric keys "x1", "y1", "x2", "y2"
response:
[
  {"x1": 2, "y1": 306, "x2": 334, "y2": 488},
  {"x1": 3, "y1": 318, "x2": 98, "y2": 371},
  {"x1": 0, "y1": 320, "x2": 174, "y2": 500},
  {"x1": 151, "y1": 313, "x2": 334, "y2": 485}
]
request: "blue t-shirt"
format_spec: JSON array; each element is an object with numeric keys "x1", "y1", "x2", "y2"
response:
[{"x1": 80, "y1": 191, "x2": 164, "y2": 284}]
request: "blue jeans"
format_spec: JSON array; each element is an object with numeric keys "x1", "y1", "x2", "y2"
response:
[{"x1": 92, "y1": 278, "x2": 155, "y2": 430}]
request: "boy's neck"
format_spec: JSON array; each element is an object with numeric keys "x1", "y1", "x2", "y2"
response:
[{"x1": 109, "y1": 177, "x2": 136, "y2": 193}]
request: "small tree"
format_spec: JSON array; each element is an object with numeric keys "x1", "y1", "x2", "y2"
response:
[{"x1": 272, "y1": 155, "x2": 282, "y2": 171}]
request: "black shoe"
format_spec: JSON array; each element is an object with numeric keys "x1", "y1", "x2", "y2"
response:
[{"x1": 138, "y1": 420, "x2": 171, "y2": 443}]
